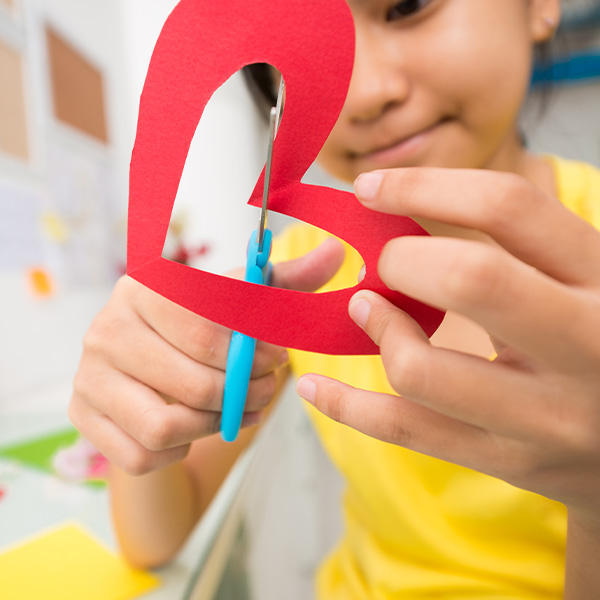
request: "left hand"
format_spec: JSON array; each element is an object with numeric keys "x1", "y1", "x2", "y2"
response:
[{"x1": 296, "y1": 167, "x2": 600, "y2": 525}]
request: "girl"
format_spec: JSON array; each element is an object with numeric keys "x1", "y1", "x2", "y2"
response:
[{"x1": 70, "y1": 0, "x2": 600, "y2": 597}]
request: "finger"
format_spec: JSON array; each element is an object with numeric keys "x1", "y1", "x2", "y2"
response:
[
  {"x1": 378, "y1": 236, "x2": 598, "y2": 370},
  {"x1": 86, "y1": 312, "x2": 281, "y2": 411},
  {"x1": 121, "y1": 277, "x2": 229, "y2": 368},
  {"x1": 355, "y1": 168, "x2": 600, "y2": 286},
  {"x1": 85, "y1": 316, "x2": 223, "y2": 410},
  {"x1": 348, "y1": 290, "x2": 550, "y2": 437},
  {"x1": 271, "y1": 237, "x2": 345, "y2": 291},
  {"x1": 296, "y1": 374, "x2": 502, "y2": 474},
  {"x1": 69, "y1": 400, "x2": 191, "y2": 476},
  {"x1": 73, "y1": 364, "x2": 225, "y2": 450},
  {"x1": 117, "y1": 277, "x2": 287, "y2": 374}
]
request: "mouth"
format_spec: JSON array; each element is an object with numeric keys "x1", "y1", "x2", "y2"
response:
[{"x1": 350, "y1": 120, "x2": 446, "y2": 167}]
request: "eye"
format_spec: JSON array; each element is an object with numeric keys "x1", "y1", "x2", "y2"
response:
[{"x1": 386, "y1": 0, "x2": 433, "y2": 21}]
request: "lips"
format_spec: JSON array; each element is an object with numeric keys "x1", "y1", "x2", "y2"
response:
[{"x1": 349, "y1": 120, "x2": 446, "y2": 167}]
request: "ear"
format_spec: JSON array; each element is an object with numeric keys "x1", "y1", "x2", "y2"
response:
[{"x1": 529, "y1": 0, "x2": 561, "y2": 43}]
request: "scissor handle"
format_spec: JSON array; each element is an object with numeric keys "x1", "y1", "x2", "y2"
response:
[{"x1": 221, "y1": 230, "x2": 272, "y2": 442}]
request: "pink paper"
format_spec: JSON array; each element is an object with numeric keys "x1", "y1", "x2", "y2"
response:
[{"x1": 127, "y1": 0, "x2": 444, "y2": 355}]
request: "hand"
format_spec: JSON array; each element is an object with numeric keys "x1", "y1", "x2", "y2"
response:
[
  {"x1": 297, "y1": 167, "x2": 600, "y2": 524},
  {"x1": 70, "y1": 237, "x2": 344, "y2": 475}
]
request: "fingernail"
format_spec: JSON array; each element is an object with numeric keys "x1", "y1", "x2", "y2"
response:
[
  {"x1": 296, "y1": 376, "x2": 316, "y2": 405},
  {"x1": 354, "y1": 172, "x2": 383, "y2": 202},
  {"x1": 357, "y1": 264, "x2": 366, "y2": 283},
  {"x1": 349, "y1": 296, "x2": 371, "y2": 329}
]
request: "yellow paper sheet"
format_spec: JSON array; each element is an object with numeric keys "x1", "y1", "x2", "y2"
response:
[{"x1": 0, "y1": 523, "x2": 160, "y2": 600}]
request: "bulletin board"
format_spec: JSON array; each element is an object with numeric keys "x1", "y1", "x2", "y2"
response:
[
  {"x1": 45, "y1": 26, "x2": 108, "y2": 143},
  {"x1": 0, "y1": 39, "x2": 29, "y2": 160}
]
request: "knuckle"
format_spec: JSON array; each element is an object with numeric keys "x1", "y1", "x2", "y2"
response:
[
  {"x1": 205, "y1": 411, "x2": 222, "y2": 436},
  {"x1": 492, "y1": 439, "x2": 543, "y2": 485},
  {"x1": 380, "y1": 404, "x2": 411, "y2": 446},
  {"x1": 382, "y1": 340, "x2": 428, "y2": 398},
  {"x1": 139, "y1": 411, "x2": 174, "y2": 451},
  {"x1": 120, "y1": 447, "x2": 155, "y2": 476},
  {"x1": 505, "y1": 453, "x2": 541, "y2": 484},
  {"x1": 179, "y1": 373, "x2": 215, "y2": 408},
  {"x1": 83, "y1": 313, "x2": 129, "y2": 355},
  {"x1": 71, "y1": 369, "x2": 90, "y2": 401},
  {"x1": 253, "y1": 343, "x2": 281, "y2": 375},
  {"x1": 480, "y1": 173, "x2": 533, "y2": 227},
  {"x1": 67, "y1": 398, "x2": 85, "y2": 431},
  {"x1": 315, "y1": 384, "x2": 348, "y2": 425},
  {"x1": 197, "y1": 372, "x2": 220, "y2": 407},
  {"x1": 391, "y1": 167, "x2": 424, "y2": 201},
  {"x1": 554, "y1": 411, "x2": 599, "y2": 457},
  {"x1": 442, "y1": 246, "x2": 505, "y2": 305},
  {"x1": 186, "y1": 321, "x2": 223, "y2": 365},
  {"x1": 81, "y1": 321, "x2": 104, "y2": 354},
  {"x1": 368, "y1": 308, "x2": 395, "y2": 347},
  {"x1": 247, "y1": 373, "x2": 277, "y2": 409},
  {"x1": 114, "y1": 274, "x2": 134, "y2": 294}
]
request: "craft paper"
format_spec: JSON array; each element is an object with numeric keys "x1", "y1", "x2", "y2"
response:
[
  {"x1": 27, "y1": 266, "x2": 55, "y2": 297},
  {"x1": 0, "y1": 428, "x2": 79, "y2": 474},
  {"x1": 0, "y1": 427, "x2": 106, "y2": 487},
  {"x1": 127, "y1": 0, "x2": 444, "y2": 355},
  {"x1": 0, "y1": 524, "x2": 159, "y2": 600}
]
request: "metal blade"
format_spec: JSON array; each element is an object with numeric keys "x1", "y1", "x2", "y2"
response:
[{"x1": 257, "y1": 79, "x2": 285, "y2": 252}]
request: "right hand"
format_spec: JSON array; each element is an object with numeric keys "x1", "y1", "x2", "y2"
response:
[{"x1": 69, "y1": 237, "x2": 344, "y2": 475}]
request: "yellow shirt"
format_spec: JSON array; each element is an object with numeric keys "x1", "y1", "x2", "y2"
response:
[{"x1": 272, "y1": 157, "x2": 600, "y2": 599}]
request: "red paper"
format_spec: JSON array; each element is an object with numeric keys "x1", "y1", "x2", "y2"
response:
[{"x1": 127, "y1": 0, "x2": 444, "y2": 355}]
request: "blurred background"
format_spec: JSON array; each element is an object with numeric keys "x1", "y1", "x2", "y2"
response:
[{"x1": 0, "y1": 0, "x2": 598, "y2": 599}]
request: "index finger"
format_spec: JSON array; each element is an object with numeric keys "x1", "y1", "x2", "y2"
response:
[
  {"x1": 354, "y1": 167, "x2": 600, "y2": 287},
  {"x1": 122, "y1": 277, "x2": 285, "y2": 374}
]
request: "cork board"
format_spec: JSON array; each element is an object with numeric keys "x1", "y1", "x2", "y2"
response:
[
  {"x1": 46, "y1": 27, "x2": 108, "y2": 143},
  {"x1": 0, "y1": 40, "x2": 29, "y2": 160}
]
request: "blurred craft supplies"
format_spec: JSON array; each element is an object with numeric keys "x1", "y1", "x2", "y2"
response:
[{"x1": 221, "y1": 80, "x2": 284, "y2": 443}]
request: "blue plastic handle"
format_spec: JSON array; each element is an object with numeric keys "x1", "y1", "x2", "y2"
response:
[{"x1": 221, "y1": 229, "x2": 272, "y2": 442}]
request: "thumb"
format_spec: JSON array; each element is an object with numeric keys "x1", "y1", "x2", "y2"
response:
[{"x1": 271, "y1": 237, "x2": 345, "y2": 292}]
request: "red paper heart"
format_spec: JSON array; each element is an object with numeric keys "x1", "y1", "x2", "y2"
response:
[{"x1": 127, "y1": 0, "x2": 444, "y2": 355}]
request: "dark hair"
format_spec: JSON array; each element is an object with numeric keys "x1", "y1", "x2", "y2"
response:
[
  {"x1": 242, "y1": 63, "x2": 278, "y2": 120},
  {"x1": 533, "y1": 40, "x2": 557, "y2": 112}
]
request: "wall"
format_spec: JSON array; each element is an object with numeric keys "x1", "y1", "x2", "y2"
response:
[
  {"x1": 524, "y1": 81, "x2": 600, "y2": 166},
  {"x1": 0, "y1": 0, "x2": 268, "y2": 409},
  {"x1": 0, "y1": 0, "x2": 130, "y2": 406}
]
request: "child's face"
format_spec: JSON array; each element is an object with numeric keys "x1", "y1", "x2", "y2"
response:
[{"x1": 317, "y1": 0, "x2": 559, "y2": 183}]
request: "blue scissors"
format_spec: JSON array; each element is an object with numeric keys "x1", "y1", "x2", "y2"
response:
[{"x1": 221, "y1": 82, "x2": 284, "y2": 442}]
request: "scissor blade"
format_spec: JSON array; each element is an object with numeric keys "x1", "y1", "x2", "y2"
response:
[
  {"x1": 257, "y1": 80, "x2": 285, "y2": 252},
  {"x1": 257, "y1": 107, "x2": 277, "y2": 251}
]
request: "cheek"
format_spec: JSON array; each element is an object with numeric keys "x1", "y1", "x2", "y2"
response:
[
  {"x1": 316, "y1": 127, "x2": 357, "y2": 183},
  {"x1": 437, "y1": 9, "x2": 533, "y2": 126}
]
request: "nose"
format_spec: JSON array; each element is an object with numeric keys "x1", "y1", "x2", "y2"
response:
[{"x1": 346, "y1": 28, "x2": 411, "y2": 123}]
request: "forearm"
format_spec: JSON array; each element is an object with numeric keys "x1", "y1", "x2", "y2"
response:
[
  {"x1": 109, "y1": 367, "x2": 290, "y2": 568},
  {"x1": 109, "y1": 460, "x2": 199, "y2": 568},
  {"x1": 108, "y1": 428, "x2": 258, "y2": 568},
  {"x1": 564, "y1": 510, "x2": 600, "y2": 599}
]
